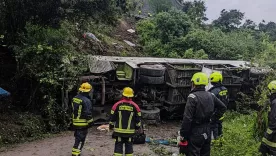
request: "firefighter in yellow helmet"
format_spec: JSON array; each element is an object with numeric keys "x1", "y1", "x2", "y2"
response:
[
  {"x1": 259, "y1": 80, "x2": 276, "y2": 155},
  {"x1": 71, "y1": 82, "x2": 93, "y2": 156},
  {"x1": 109, "y1": 87, "x2": 141, "y2": 156},
  {"x1": 179, "y1": 72, "x2": 226, "y2": 156},
  {"x1": 209, "y1": 72, "x2": 229, "y2": 139}
]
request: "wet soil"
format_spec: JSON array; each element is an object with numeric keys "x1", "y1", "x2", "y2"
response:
[{"x1": 0, "y1": 122, "x2": 181, "y2": 156}]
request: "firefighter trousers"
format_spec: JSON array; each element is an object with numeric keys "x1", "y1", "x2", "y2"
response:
[
  {"x1": 259, "y1": 143, "x2": 276, "y2": 156},
  {"x1": 211, "y1": 121, "x2": 223, "y2": 139},
  {"x1": 259, "y1": 130, "x2": 276, "y2": 156},
  {"x1": 187, "y1": 127, "x2": 211, "y2": 156},
  {"x1": 72, "y1": 128, "x2": 88, "y2": 156},
  {"x1": 114, "y1": 136, "x2": 133, "y2": 156},
  {"x1": 217, "y1": 121, "x2": 223, "y2": 137}
]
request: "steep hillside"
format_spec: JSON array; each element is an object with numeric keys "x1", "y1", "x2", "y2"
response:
[{"x1": 103, "y1": 17, "x2": 145, "y2": 57}]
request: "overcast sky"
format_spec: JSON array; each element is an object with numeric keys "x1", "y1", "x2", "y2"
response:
[{"x1": 204, "y1": 0, "x2": 276, "y2": 23}]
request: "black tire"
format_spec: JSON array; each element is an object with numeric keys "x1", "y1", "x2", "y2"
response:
[
  {"x1": 139, "y1": 64, "x2": 166, "y2": 77},
  {"x1": 141, "y1": 107, "x2": 160, "y2": 120},
  {"x1": 140, "y1": 75, "x2": 164, "y2": 84}
]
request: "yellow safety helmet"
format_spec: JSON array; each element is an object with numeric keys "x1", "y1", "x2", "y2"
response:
[
  {"x1": 79, "y1": 82, "x2": 92, "y2": 92},
  {"x1": 122, "y1": 87, "x2": 134, "y2": 97},
  {"x1": 191, "y1": 72, "x2": 208, "y2": 86},
  {"x1": 268, "y1": 80, "x2": 276, "y2": 93},
  {"x1": 210, "y1": 72, "x2": 223, "y2": 83}
]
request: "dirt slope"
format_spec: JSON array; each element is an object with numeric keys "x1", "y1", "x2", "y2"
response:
[{"x1": 0, "y1": 122, "x2": 181, "y2": 156}]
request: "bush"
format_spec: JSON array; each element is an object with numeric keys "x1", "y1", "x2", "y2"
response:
[
  {"x1": 253, "y1": 35, "x2": 276, "y2": 68},
  {"x1": 137, "y1": 9, "x2": 262, "y2": 60},
  {"x1": 137, "y1": 9, "x2": 194, "y2": 58},
  {"x1": 149, "y1": 0, "x2": 172, "y2": 13},
  {"x1": 71, "y1": 0, "x2": 119, "y2": 25},
  {"x1": 211, "y1": 111, "x2": 260, "y2": 156},
  {"x1": 183, "y1": 29, "x2": 261, "y2": 60},
  {"x1": 10, "y1": 21, "x2": 87, "y2": 133},
  {"x1": 253, "y1": 72, "x2": 276, "y2": 139},
  {"x1": 0, "y1": 113, "x2": 46, "y2": 146},
  {"x1": 19, "y1": 113, "x2": 46, "y2": 138}
]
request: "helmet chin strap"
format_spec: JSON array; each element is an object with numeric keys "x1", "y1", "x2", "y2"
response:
[{"x1": 191, "y1": 82, "x2": 195, "y2": 91}]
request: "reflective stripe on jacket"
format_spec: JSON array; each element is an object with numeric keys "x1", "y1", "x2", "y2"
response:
[
  {"x1": 180, "y1": 87, "x2": 227, "y2": 138},
  {"x1": 262, "y1": 96, "x2": 276, "y2": 149},
  {"x1": 209, "y1": 84, "x2": 229, "y2": 107},
  {"x1": 109, "y1": 98, "x2": 141, "y2": 137},
  {"x1": 72, "y1": 93, "x2": 93, "y2": 129}
]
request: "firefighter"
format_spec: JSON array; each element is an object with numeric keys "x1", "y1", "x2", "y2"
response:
[
  {"x1": 259, "y1": 80, "x2": 276, "y2": 156},
  {"x1": 109, "y1": 87, "x2": 141, "y2": 156},
  {"x1": 71, "y1": 82, "x2": 93, "y2": 156},
  {"x1": 180, "y1": 72, "x2": 227, "y2": 156},
  {"x1": 209, "y1": 72, "x2": 229, "y2": 139}
]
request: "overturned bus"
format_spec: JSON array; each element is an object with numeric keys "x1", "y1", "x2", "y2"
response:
[{"x1": 62, "y1": 55, "x2": 270, "y2": 124}]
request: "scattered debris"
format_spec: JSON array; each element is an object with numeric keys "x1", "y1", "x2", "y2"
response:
[
  {"x1": 1, "y1": 122, "x2": 180, "y2": 156},
  {"x1": 97, "y1": 124, "x2": 109, "y2": 132},
  {"x1": 127, "y1": 29, "x2": 135, "y2": 33},
  {"x1": 146, "y1": 137, "x2": 177, "y2": 146},
  {"x1": 124, "y1": 40, "x2": 136, "y2": 47},
  {"x1": 83, "y1": 32, "x2": 101, "y2": 42},
  {"x1": 133, "y1": 14, "x2": 148, "y2": 20},
  {"x1": 84, "y1": 147, "x2": 95, "y2": 152},
  {"x1": 112, "y1": 43, "x2": 124, "y2": 50}
]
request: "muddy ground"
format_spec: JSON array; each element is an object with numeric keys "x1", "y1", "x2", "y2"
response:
[{"x1": 0, "y1": 122, "x2": 181, "y2": 156}]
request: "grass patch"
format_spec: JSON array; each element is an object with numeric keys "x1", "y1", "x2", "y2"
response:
[
  {"x1": 211, "y1": 111, "x2": 260, "y2": 156},
  {"x1": 148, "y1": 111, "x2": 261, "y2": 156}
]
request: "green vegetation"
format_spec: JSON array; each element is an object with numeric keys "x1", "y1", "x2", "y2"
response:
[
  {"x1": 0, "y1": 0, "x2": 140, "y2": 146},
  {"x1": 0, "y1": 112, "x2": 46, "y2": 145},
  {"x1": 211, "y1": 112, "x2": 260, "y2": 156},
  {"x1": 136, "y1": 8, "x2": 266, "y2": 60},
  {"x1": 147, "y1": 112, "x2": 260, "y2": 156},
  {"x1": 149, "y1": 0, "x2": 172, "y2": 13},
  {"x1": 135, "y1": 6, "x2": 276, "y2": 152},
  {"x1": 0, "y1": 1, "x2": 276, "y2": 155}
]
